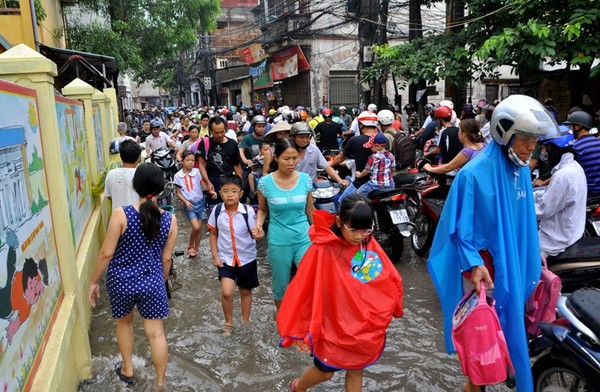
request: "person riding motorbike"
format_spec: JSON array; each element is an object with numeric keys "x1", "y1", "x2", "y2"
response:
[
  {"x1": 290, "y1": 122, "x2": 348, "y2": 187},
  {"x1": 567, "y1": 110, "x2": 600, "y2": 197}
]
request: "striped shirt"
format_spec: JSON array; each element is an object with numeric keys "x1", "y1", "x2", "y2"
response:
[{"x1": 574, "y1": 134, "x2": 600, "y2": 195}]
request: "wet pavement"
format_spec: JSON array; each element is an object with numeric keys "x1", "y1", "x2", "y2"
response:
[{"x1": 79, "y1": 206, "x2": 512, "y2": 392}]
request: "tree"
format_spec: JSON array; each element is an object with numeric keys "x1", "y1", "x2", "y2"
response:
[
  {"x1": 364, "y1": 0, "x2": 600, "y2": 107},
  {"x1": 65, "y1": 0, "x2": 221, "y2": 90}
]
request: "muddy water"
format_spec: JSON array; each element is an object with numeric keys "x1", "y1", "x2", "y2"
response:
[{"x1": 79, "y1": 208, "x2": 511, "y2": 392}]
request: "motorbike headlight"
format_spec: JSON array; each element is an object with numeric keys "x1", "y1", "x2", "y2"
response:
[{"x1": 312, "y1": 186, "x2": 340, "y2": 199}]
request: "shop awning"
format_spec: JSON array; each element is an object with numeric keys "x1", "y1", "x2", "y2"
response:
[{"x1": 39, "y1": 44, "x2": 117, "y2": 89}]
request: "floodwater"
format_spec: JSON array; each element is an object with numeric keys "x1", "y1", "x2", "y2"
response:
[{"x1": 79, "y1": 207, "x2": 512, "y2": 392}]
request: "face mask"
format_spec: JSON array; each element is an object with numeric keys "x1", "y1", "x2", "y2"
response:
[{"x1": 507, "y1": 146, "x2": 530, "y2": 167}]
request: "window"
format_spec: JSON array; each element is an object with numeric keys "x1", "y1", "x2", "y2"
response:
[
  {"x1": 329, "y1": 71, "x2": 359, "y2": 108},
  {"x1": 485, "y1": 84, "x2": 499, "y2": 103}
]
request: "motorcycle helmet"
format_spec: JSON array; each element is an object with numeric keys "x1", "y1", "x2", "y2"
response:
[
  {"x1": 490, "y1": 94, "x2": 559, "y2": 146},
  {"x1": 150, "y1": 120, "x2": 161, "y2": 129},
  {"x1": 357, "y1": 111, "x2": 379, "y2": 127},
  {"x1": 564, "y1": 111, "x2": 593, "y2": 130},
  {"x1": 322, "y1": 108, "x2": 333, "y2": 118},
  {"x1": 109, "y1": 139, "x2": 121, "y2": 155},
  {"x1": 268, "y1": 108, "x2": 277, "y2": 116},
  {"x1": 367, "y1": 103, "x2": 378, "y2": 112},
  {"x1": 299, "y1": 110, "x2": 308, "y2": 121},
  {"x1": 289, "y1": 111, "x2": 302, "y2": 123},
  {"x1": 424, "y1": 103, "x2": 435, "y2": 112},
  {"x1": 542, "y1": 133, "x2": 574, "y2": 148},
  {"x1": 252, "y1": 115, "x2": 267, "y2": 125},
  {"x1": 290, "y1": 122, "x2": 312, "y2": 136},
  {"x1": 377, "y1": 109, "x2": 395, "y2": 126},
  {"x1": 434, "y1": 105, "x2": 453, "y2": 119},
  {"x1": 462, "y1": 103, "x2": 474, "y2": 113},
  {"x1": 439, "y1": 100, "x2": 454, "y2": 110}
]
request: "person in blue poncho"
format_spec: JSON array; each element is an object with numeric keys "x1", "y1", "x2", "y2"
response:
[{"x1": 427, "y1": 95, "x2": 561, "y2": 392}]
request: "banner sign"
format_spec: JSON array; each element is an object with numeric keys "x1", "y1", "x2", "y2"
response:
[
  {"x1": 251, "y1": 58, "x2": 273, "y2": 90},
  {"x1": 242, "y1": 44, "x2": 267, "y2": 65},
  {"x1": 272, "y1": 45, "x2": 310, "y2": 76},
  {"x1": 272, "y1": 54, "x2": 298, "y2": 80}
]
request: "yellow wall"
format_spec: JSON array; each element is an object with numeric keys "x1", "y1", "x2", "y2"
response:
[
  {"x1": 0, "y1": 44, "x2": 115, "y2": 391},
  {"x1": 0, "y1": 0, "x2": 66, "y2": 49}
]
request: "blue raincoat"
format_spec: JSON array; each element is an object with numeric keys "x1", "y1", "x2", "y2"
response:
[{"x1": 428, "y1": 141, "x2": 540, "y2": 391}]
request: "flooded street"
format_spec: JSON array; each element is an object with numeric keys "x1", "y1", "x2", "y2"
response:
[{"x1": 79, "y1": 207, "x2": 511, "y2": 392}]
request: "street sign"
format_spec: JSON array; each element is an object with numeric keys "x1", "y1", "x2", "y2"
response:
[{"x1": 203, "y1": 77, "x2": 212, "y2": 89}]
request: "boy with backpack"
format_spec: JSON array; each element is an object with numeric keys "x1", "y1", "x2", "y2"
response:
[{"x1": 207, "y1": 174, "x2": 263, "y2": 336}]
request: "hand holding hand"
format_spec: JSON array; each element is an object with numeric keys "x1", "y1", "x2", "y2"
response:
[{"x1": 251, "y1": 225, "x2": 264, "y2": 239}]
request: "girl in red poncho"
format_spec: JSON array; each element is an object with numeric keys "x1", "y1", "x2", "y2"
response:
[{"x1": 277, "y1": 194, "x2": 404, "y2": 392}]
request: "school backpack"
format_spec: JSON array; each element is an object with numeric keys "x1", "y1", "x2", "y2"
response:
[
  {"x1": 213, "y1": 203, "x2": 254, "y2": 237},
  {"x1": 390, "y1": 131, "x2": 416, "y2": 169},
  {"x1": 452, "y1": 283, "x2": 514, "y2": 386},
  {"x1": 524, "y1": 257, "x2": 561, "y2": 336}
]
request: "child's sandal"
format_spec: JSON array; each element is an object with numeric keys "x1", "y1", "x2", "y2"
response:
[
  {"x1": 290, "y1": 378, "x2": 299, "y2": 392},
  {"x1": 187, "y1": 246, "x2": 197, "y2": 258},
  {"x1": 221, "y1": 323, "x2": 233, "y2": 336}
]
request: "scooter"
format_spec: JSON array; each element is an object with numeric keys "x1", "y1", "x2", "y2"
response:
[
  {"x1": 368, "y1": 187, "x2": 413, "y2": 262},
  {"x1": 151, "y1": 147, "x2": 177, "y2": 207},
  {"x1": 410, "y1": 170, "x2": 452, "y2": 256},
  {"x1": 545, "y1": 236, "x2": 600, "y2": 293},
  {"x1": 530, "y1": 288, "x2": 600, "y2": 391},
  {"x1": 312, "y1": 177, "x2": 341, "y2": 214},
  {"x1": 584, "y1": 196, "x2": 600, "y2": 237}
]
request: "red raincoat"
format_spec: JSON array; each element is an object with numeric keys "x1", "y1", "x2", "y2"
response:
[{"x1": 277, "y1": 210, "x2": 404, "y2": 370}]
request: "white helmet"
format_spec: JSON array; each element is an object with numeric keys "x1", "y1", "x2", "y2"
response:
[
  {"x1": 439, "y1": 100, "x2": 454, "y2": 110},
  {"x1": 377, "y1": 109, "x2": 394, "y2": 126},
  {"x1": 357, "y1": 111, "x2": 379, "y2": 127},
  {"x1": 490, "y1": 94, "x2": 560, "y2": 146},
  {"x1": 367, "y1": 103, "x2": 378, "y2": 112}
]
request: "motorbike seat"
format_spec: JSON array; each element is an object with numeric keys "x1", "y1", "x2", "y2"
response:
[
  {"x1": 394, "y1": 172, "x2": 427, "y2": 186},
  {"x1": 546, "y1": 237, "x2": 600, "y2": 262},
  {"x1": 368, "y1": 187, "x2": 402, "y2": 199},
  {"x1": 567, "y1": 288, "x2": 600, "y2": 341}
]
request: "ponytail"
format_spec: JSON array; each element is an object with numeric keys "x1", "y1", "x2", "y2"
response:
[
  {"x1": 139, "y1": 198, "x2": 162, "y2": 242},
  {"x1": 132, "y1": 163, "x2": 166, "y2": 243}
]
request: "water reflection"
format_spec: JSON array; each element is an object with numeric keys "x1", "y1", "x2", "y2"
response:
[{"x1": 80, "y1": 209, "x2": 511, "y2": 391}]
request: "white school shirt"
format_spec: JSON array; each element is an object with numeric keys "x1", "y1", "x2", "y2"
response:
[
  {"x1": 207, "y1": 203, "x2": 257, "y2": 267},
  {"x1": 173, "y1": 168, "x2": 204, "y2": 203}
]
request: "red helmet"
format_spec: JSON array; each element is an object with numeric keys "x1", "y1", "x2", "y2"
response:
[
  {"x1": 322, "y1": 108, "x2": 333, "y2": 118},
  {"x1": 434, "y1": 106, "x2": 452, "y2": 119}
]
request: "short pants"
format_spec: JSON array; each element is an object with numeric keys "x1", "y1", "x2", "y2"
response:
[
  {"x1": 185, "y1": 199, "x2": 207, "y2": 221},
  {"x1": 107, "y1": 279, "x2": 169, "y2": 319},
  {"x1": 219, "y1": 261, "x2": 260, "y2": 290},
  {"x1": 314, "y1": 356, "x2": 341, "y2": 373}
]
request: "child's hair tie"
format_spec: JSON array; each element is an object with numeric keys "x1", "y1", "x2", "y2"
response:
[{"x1": 146, "y1": 194, "x2": 153, "y2": 200}]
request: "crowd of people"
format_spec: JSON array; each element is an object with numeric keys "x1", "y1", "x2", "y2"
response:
[{"x1": 89, "y1": 97, "x2": 600, "y2": 391}]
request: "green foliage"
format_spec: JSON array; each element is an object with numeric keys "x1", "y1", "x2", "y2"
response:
[
  {"x1": 65, "y1": 0, "x2": 221, "y2": 86},
  {"x1": 34, "y1": 0, "x2": 46, "y2": 22},
  {"x1": 365, "y1": 0, "x2": 600, "y2": 90}
]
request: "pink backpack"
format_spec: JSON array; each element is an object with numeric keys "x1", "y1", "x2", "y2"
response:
[
  {"x1": 452, "y1": 283, "x2": 514, "y2": 386},
  {"x1": 524, "y1": 257, "x2": 562, "y2": 336}
]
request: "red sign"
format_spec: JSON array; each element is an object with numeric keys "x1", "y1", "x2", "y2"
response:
[
  {"x1": 242, "y1": 44, "x2": 267, "y2": 65},
  {"x1": 272, "y1": 45, "x2": 310, "y2": 76}
]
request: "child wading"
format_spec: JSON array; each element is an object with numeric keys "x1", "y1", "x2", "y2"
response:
[
  {"x1": 207, "y1": 174, "x2": 264, "y2": 336},
  {"x1": 174, "y1": 150, "x2": 214, "y2": 257},
  {"x1": 277, "y1": 194, "x2": 404, "y2": 392}
]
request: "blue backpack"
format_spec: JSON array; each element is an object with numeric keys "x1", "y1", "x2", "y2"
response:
[{"x1": 213, "y1": 203, "x2": 254, "y2": 238}]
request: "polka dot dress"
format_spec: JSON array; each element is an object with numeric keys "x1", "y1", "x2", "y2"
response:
[{"x1": 106, "y1": 205, "x2": 172, "y2": 319}]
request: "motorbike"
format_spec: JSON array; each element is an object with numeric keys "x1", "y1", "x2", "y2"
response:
[
  {"x1": 394, "y1": 171, "x2": 431, "y2": 220},
  {"x1": 530, "y1": 288, "x2": 600, "y2": 391},
  {"x1": 150, "y1": 147, "x2": 178, "y2": 207},
  {"x1": 409, "y1": 170, "x2": 452, "y2": 256},
  {"x1": 584, "y1": 196, "x2": 600, "y2": 237},
  {"x1": 368, "y1": 187, "x2": 413, "y2": 262},
  {"x1": 545, "y1": 236, "x2": 600, "y2": 293},
  {"x1": 312, "y1": 177, "x2": 341, "y2": 214}
]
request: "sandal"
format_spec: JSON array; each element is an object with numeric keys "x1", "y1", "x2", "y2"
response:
[
  {"x1": 188, "y1": 246, "x2": 197, "y2": 258},
  {"x1": 221, "y1": 323, "x2": 233, "y2": 337},
  {"x1": 115, "y1": 364, "x2": 136, "y2": 385},
  {"x1": 290, "y1": 378, "x2": 299, "y2": 392}
]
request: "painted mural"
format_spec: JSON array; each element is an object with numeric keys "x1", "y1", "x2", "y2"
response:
[
  {"x1": 92, "y1": 103, "x2": 105, "y2": 173},
  {"x1": 0, "y1": 80, "x2": 63, "y2": 391},
  {"x1": 55, "y1": 96, "x2": 93, "y2": 247}
]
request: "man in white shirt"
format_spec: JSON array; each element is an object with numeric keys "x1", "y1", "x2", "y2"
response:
[
  {"x1": 535, "y1": 133, "x2": 587, "y2": 257},
  {"x1": 145, "y1": 120, "x2": 177, "y2": 154},
  {"x1": 105, "y1": 139, "x2": 142, "y2": 209}
]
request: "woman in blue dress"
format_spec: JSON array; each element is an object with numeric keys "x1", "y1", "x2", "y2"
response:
[
  {"x1": 88, "y1": 163, "x2": 178, "y2": 388},
  {"x1": 255, "y1": 138, "x2": 314, "y2": 315}
]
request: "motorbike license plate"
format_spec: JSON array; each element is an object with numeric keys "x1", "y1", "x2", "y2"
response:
[
  {"x1": 593, "y1": 220, "x2": 600, "y2": 236},
  {"x1": 389, "y1": 209, "x2": 409, "y2": 225}
]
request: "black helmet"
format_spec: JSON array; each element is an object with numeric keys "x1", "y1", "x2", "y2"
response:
[
  {"x1": 424, "y1": 103, "x2": 435, "y2": 112},
  {"x1": 290, "y1": 122, "x2": 312, "y2": 136},
  {"x1": 150, "y1": 120, "x2": 161, "y2": 129},
  {"x1": 109, "y1": 139, "x2": 121, "y2": 155},
  {"x1": 564, "y1": 111, "x2": 593, "y2": 130}
]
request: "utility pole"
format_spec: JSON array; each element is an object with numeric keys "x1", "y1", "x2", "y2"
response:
[
  {"x1": 358, "y1": 0, "x2": 379, "y2": 108},
  {"x1": 445, "y1": 0, "x2": 465, "y2": 106},
  {"x1": 408, "y1": 0, "x2": 426, "y2": 116}
]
